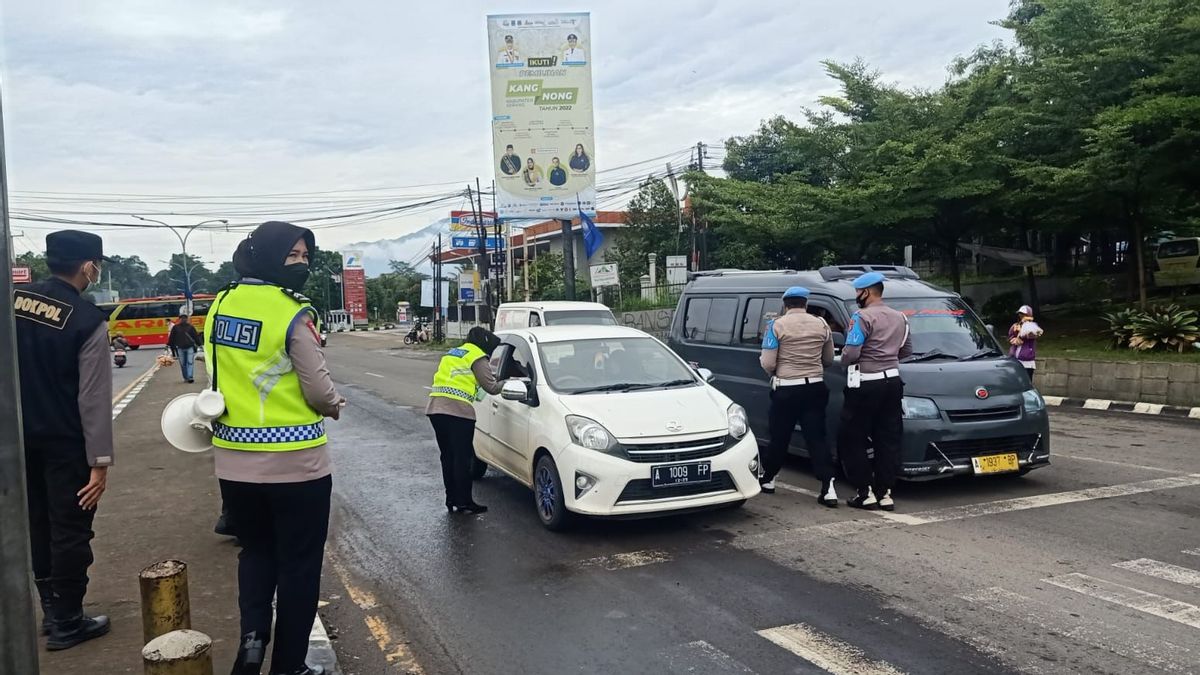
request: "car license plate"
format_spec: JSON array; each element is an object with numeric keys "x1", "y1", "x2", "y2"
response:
[
  {"x1": 651, "y1": 461, "x2": 712, "y2": 488},
  {"x1": 972, "y1": 453, "x2": 1019, "y2": 475}
]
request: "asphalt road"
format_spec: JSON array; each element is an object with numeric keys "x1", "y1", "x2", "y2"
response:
[
  {"x1": 318, "y1": 331, "x2": 1200, "y2": 675},
  {"x1": 110, "y1": 344, "x2": 161, "y2": 397}
]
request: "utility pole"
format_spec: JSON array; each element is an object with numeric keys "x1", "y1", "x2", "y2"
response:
[
  {"x1": 475, "y1": 178, "x2": 495, "y2": 325},
  {"x1": 0, "y1": 79, "x2": 40, "y2": 675},
  {"x1": 691, "y1": 142, "x2": 707, "y2": 271},
  {"x1": 561, "y1": 218, "x2": 576, "y2": 301},
  {"x1": 132, "y1": 216, "x2": 227, "y2": 312},
  {"x1": 467, "y1": 183, "x2": 491, "y2": 328}
]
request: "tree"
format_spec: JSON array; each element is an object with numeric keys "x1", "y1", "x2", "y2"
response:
[
  {"x1": 303, "y1": 248, "x2": 344, "y2": 317},
  {"x1": 364, "y1": 260, "x2": 427, "y2": 323},
  {"x1": 605, "y1": 179, "x2": 687, "y2": 291},
  {"x1": 104, "y1": 255, "x2": 155, "y2": 298},
  {"x1": 14, "y1": 252, "x2": 48, "y2": 282},
  {"x1": 529, "y1": 252, "x2": 586, "y2": 301}
]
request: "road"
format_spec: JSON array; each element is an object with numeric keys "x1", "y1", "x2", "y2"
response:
[
  {"x1": 318, "y1": 331, "x2": 1200, "y2": 675},
  {"x1": 110, "y1": 345, "x2": 160, "y2": 398}
]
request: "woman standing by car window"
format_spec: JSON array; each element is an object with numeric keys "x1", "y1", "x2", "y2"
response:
[
  {"x1": 206, "y1": 220, "x2": 345, "y2": 675},
  {"x1": 426, "y1": 327, "x2": 504, "y2": 514}
]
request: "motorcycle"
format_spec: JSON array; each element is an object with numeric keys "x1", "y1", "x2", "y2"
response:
[
  {"x1": 403, "y1": 322, "x2": 430, "y2": 345},
  {"x1": 113, "y1": 349, "x2": 127, "y2": 368}
]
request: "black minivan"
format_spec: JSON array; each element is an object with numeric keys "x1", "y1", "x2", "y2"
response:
[{"x1": 667, "y1": 265, "x2": 1051, "y2": 480}]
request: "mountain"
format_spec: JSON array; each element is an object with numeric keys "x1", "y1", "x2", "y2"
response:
[{"x1": 344, "y1": 218, "x2": 452, "y2": 277}]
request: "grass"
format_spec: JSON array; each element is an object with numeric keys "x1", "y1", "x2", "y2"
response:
[{"x1": 1034, "y1": 312, "x2": 1200, "y2": 362}]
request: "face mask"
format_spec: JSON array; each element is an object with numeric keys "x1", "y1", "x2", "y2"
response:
[
  {"x1": 280, "y1": 262, "x2": 310, "y2": 290},
  {"x1": 855, "y1": 291, "x2": 869, "y2": 309},
  {"x1": 85, "y1": 262, "x2": 102, "y2": 288}
]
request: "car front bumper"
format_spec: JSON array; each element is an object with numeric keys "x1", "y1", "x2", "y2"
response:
[
  {"x1": 560, "y1": 433, "x2": 762, "y2": 517},
  {"x1": 897, "y1": 410, "x2": 1052, "y2": 480}
]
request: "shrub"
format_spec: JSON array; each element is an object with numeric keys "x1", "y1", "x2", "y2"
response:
[
  {"x1": 981, "y1": 290, "x2": 1024, "y2": 330},
  {"x1": 1102, "y1": 307, "x2": 1142, "y2": 349},
  {"x1": 1128, "y1": 304, "x2": 1200, "y2": 353}
]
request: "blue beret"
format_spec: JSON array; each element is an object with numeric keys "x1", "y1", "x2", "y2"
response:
[
  {"x1": 782, "y1": 286, "x2": 810, "y2": 299},
  {"x1": 852, "y1": 271, "x2": 886, "y2": 289}
]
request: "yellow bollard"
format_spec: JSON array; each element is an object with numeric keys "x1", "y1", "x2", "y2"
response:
[
  {"x1": 142, "y1": 629, "x2": 213, "y2": 675},
  {"x1": 139, "y1": 559, "x2": 192, "y2": 643}
]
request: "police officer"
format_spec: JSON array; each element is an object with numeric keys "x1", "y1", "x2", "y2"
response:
[
  {"x1": 207, "y1": 221, "x2": 343, "y2": 675},
  {"x1": 14, "y1": 230, "x2": 113, "y2": 650},
  {"x1": 759, "y1": 287, "x2": 837, "y2": 506},
  {"x1": 839, "y1": 272, "x2": 912, "y2": 511},
  {"x1": 426, "y1": 326, "x2": 504, "y2": 514}
]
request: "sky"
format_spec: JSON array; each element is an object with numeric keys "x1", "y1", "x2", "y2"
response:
[{"x1": 1, "y1": 0, "x2": 1013, "y2": 273}]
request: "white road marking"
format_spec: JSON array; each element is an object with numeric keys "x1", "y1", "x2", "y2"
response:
[
  {"x1": 961, "y1": 587, "x2": 1194, "y2": 673},
  {"x1": 775, "y1": 481, "x2": 818, "y2": 497},
  {"x1": 775, "y1": 481, "x2": 924, "y2": 524},
  {"x1": 1114, "y1": 558, "x2": 1200, "y2": 589},
  {"x1": 112, "y1": 365, "x2": 160, "y2": 420},
  {"x1": 661, "y1": 641, "x2": 756, "y2": 674},
  {"x1": 1055, "y1": 453, "x2": 1180, "y2": 474},
  {"x1": 364, "y1": 372, "x2": 385, "y2": 378},
  {"x1": 1184, "y1": 549, "x2": 1200, "y2": 557},
  {"x1": 1043, "y1": 573, "x2": 1200, "y2": 630},
  {"x1": 580, "y1": 549, "x2": 672, "y2": 571},
  {"x1": 1083, "y1": 398, "x2": 1113, "y2": 410},
  {"x1": 757, "y1": 623, "x2": 905, "y2": 675},
  {"x1": 1190, "y1": 407, "x2": 1200, "y2": 419},
  {"x1": 1042, "y1": 395, "x2": 1065, "y2": 406}
]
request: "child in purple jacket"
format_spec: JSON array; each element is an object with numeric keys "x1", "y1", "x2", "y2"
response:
[{"x1": 1008, "y1": 304, "x2": 1043, "y2": 382}]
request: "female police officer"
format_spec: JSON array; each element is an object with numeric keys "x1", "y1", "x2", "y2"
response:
[
  {"x1": 205, "y1": 221, "x2": 343, "y2": 675},
  {"x1": 426, "y1": 326, "x2": 504, "y2": 514}
]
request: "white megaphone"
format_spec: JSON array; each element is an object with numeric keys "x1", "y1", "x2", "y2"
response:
[{"x1": 160, "y1": 389, "x2": 226, "y2": 453}]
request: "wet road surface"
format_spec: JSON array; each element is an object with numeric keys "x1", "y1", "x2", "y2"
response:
[{"x1": 318, "y1": 332, "x2": 1200, "y2": 675}]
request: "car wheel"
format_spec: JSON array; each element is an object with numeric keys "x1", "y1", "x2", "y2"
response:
[
  {"x1": 471, "y1": 457, "x2": 488, "y2": 480},
  {"x1": 533, "y1": 455, "x2": 571, "y2": 531}
]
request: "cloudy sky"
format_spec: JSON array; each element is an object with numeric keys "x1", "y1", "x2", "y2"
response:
[{"x1": 1, "y1": 0, "x2": 1012, "y2": 271}]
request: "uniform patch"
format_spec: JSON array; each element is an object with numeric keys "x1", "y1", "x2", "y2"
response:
[
  {"x1": 845, "y1": 312, "x2": 867, "y2": 347},
  {"x1": 448, "y1": 347, "x2": 468, "y2": 358},
  {"x1": 13, "y1": 291, "x2": 73, "y2": 330},
  {"x1": 212, "y1": 314, "x2": 263, "y2": 351},
  {"x1": 761, "y1": 319, "x2": 779, "y2": 349}
]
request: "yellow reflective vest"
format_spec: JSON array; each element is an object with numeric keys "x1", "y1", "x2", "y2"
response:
[
  {"x1": 204, "y1": 283, "x2": 326, "y2": 452},
  {"x1": 429, "y1": 343, "x2": 488, "y2": 404}
]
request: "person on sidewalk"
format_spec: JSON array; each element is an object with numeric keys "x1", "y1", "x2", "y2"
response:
[
  {"x1": 168, "y1": 310, "x2": 202, "y2": 383},
  {"x1": 1008, "y1": 304, "x2": 1042, "y2": 383},
  {"x1": 426, "y1": 326, "x2": 505, "y2": 514},
  {"x1": 205, "y1": 221, "x2": 344, "y2": 675},
  {"x1": 13, "y1": 230, "x2": 113, "y2": 650},
  {"x1": 838, "y1": 271, "x2": 912, "y2": 512},
  {"x1": 758, "y1": 286, "x2": 837, "y2": 506}
]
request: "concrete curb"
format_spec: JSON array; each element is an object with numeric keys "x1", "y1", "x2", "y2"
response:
[
  {"x1": 1043, "y1": 394, "x2": 1200, "y2": 420},
  {"x1": 308, "y1": 611, "x2": 341, "y2": 674}
]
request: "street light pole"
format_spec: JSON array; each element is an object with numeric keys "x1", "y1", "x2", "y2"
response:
[
  {"x1": 0, "y1": 77, "x2": 41, "y2": 675},
  {"x1": 133, "y1": 216, "x2": 227, "y2": 311}
]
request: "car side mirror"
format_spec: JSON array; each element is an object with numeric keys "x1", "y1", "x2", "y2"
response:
[
  {"x1": 696, "y1": 367, "x2": 715, "y2": 383},
  {"x1": 501, "y1": 380, "x2": 529, "y2": 402},
  {"x1": 832, "y1": 332, "x2": 846, "y2": 348}
]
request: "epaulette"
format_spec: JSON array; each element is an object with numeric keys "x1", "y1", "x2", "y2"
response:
[{"x1": 279, "y1": 287, "x2": 312, "y2": 304}]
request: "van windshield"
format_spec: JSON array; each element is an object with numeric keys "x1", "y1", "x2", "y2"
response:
[
  {"x1": 845, "y1": 297, "x2": 1000, "y2": 359},
  {"x1": 543, "y1": 310, "x2": 618, "y2": 326}
]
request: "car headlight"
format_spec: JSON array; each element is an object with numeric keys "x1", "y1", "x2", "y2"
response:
[
  {"x1": 901, "y1": 396, "x2": 940, "y2": 420},
  {"x1": 565, "y1": 415, "x2": 618, "y2": 452},
  {"x1": 1022, "y1": 389, "x2": 1045, "y2": 412},
  {"x1": 727, "y1": 403, "x2": 749, "y2": 439}
]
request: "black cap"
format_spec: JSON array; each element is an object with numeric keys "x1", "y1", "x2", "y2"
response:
[{"x1": 45, "y1": 230, "x2": 109, "y2": 263}]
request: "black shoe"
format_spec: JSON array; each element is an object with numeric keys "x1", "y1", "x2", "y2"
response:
[
  {"x1": 214, "y1": 513, "x2": 235, "y2": 537},
  {"x1": 817, "y1": 479, "x2": 839, "y2": 508},
  {"x1": 270, "y1": 666, "x2": 325, "y2": 675},
  {"x1": 847, "y1": 487, "x2": 879, "y2": 510},
  {"x1": 46, "y1": 613, "x2": 110, "y2": 651},
  {"x1": 187, "y1": 379, "x2": 195, "y2": 384},
  {"x1": 231, "y1": 631, "x2": 268, "y2": 675},
  {"x1": 35, "y1": 579, "x2": 54, "y2": 636},
  {"x1": 455, "y1": 502, "x2": 488, "y2": 514},
  {"x1": 759, "y1": 478, "x2": 776, "y2": 494},
  {"x1": 877, "y1": 489, "x2": 895, "y2": 512}
]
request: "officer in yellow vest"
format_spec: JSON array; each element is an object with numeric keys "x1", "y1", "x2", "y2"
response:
[
  {"x1": 205, "y1": 221, "x2": 343, "y2": 675},
  {"x1": 426, "y1": 326, "x2": 504, "y2": 514}
]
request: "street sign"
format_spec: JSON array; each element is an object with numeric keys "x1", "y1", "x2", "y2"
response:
[
  {"x1": 459, "y1": 271, "x2": 479, "y2": 303},
  {"x1": 590, "y1": 263, "x2": 619, "y2": 288},
  {"x1": 666, "y1": 255, "x2": 688, "y2": 286},
  {"x1": 11, "y1": 266, "x2": 31, "y2": 284},
  {"x1": 451, "y1": 236, "x2": 504, "y2": 250}
]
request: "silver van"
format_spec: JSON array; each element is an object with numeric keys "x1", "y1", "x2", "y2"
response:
[{"x1": 667, "y1": 266, "x2": 1051, "y2": 479}]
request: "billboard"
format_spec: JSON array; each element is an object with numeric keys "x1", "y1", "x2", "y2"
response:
[
  {"x1": 450, "y1": 210, "x2": 499, "y2": 233},
  {"x1": 12, "y1": 266, "x2": 31, "y2": 284},
  {"x1": 488, "y1": 13, "x2": 595, "y2": 219},
  {"x1": 341, "y1": 250, "x2": 368, "y2": 325}
]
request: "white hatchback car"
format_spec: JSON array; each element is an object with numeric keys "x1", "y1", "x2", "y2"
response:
[{"x1": 474, "y1": 325, "x2": 761, "y2": 529}]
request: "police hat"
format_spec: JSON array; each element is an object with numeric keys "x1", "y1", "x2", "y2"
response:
[
  {"x1": 782, "y1": 286, "x2": 810, "y2": 299},
  {"x1": 852, "y1": 271, "x2": 885, "y2": 289},
  {"x1": 46, "y1": 230, "x2": 109, "y2": 263}
]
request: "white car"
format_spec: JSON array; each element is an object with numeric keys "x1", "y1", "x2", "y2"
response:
[
  {"x1": 474, "y1": 325, "x2": 761, "y2": 530},
  {"x1": 494, "y1": 301, "x2": 618, "y2": 331}
]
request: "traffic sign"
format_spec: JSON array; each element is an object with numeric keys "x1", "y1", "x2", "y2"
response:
[
  {"x1": 590, "y1": 263, "x2": 619, "y2": 288},
  {"x1": 451, "y1": 236, "x2": 504, "y2": 250},
  {"x1": 11, "y1": 267, "x2": 31, "y2": 284}
]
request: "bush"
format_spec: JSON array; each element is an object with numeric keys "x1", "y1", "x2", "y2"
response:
[
  {"x1": 1128, "y1": 304, "x2": 1200, "y2": 353},
  {"x1": 981, "y1": 291, "x2": 1024, "y2": 331},
  {"x1": 1102, "y1": 307, "x2": 1142, "y2": 349}
]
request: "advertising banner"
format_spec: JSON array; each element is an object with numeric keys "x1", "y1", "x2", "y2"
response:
[
  {"x1": 450, "y1": 210, "x2": 500, "y2": 233},
  {"x1": 420, "y1": 280, "x2": 451, "y2": 310},
  {"x1": 341, "y1": 250, "x2": 368, "y2": 325},
  {"x1": 459, "y1": 271, "x2": 480, "y2": 303},
  {"x1": 451, "y1": 236, "x2": 504, "y2": 250},
  {"x1": 488, "y1": 12, "x2": 595, "y2": 219},
  {"x1": 11, "y1": 266, "x2": 31, "y2": 284}
]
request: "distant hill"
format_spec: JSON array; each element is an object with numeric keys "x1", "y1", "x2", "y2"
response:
[{"x1": 344, "y1": 218, "x2": 452, "y2": 276}]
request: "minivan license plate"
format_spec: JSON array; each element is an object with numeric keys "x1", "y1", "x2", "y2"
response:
[
  {"x1": 651, "y1": 461, "x2": 712, "y2": 487},
  {"x1": 972, "y1": 453, "x2": 1019, "y2": 475}
]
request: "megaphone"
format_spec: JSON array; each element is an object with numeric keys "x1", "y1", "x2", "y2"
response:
[{"x1": 161, "y1": 390, "x2": 226, "y2": 453}]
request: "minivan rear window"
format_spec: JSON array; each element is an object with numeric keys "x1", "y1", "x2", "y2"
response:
[{"x1": 542, "y1": 310, "x2": 617, "y2": 326}]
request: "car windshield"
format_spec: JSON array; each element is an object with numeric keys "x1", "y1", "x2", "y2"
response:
[
  {"x1": 1158, "y1": 239, "x2": 1199, "y2": 258},
  {"x1": 539, "y1": 337, "x2": 697, "y2": 393},
  {"x1": 542, "y1": 310, "x2": 618, "y2": 326},
  {"x1": 846, "y1": 297, "x2": 1001, "y2": 359}
]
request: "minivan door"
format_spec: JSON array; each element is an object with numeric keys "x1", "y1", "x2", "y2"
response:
[{"x1": 722, "y1": 295, "x2": 782, "y2": 443}]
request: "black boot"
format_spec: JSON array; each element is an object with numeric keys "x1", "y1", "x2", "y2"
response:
[
  {"x1": 230, "y1": 631, "x2": 268, "y2": 675},
  {"x1": 46, "y1": 610, "x2": 110, "y2": 651},
  {"x1": 270, "y1": 666, "x2": 325, "y2": 675},
  {"x1": 214, "y1": 502, "x2": 235, "y2": 537},
  {"x1": 34, "y1": 578, "x2": 54, "y2": 636}
]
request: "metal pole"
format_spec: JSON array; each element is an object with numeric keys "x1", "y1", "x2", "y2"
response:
[
  {"x1": 523, "y1": 227, "x2": 530, "y2": 301},
  {"x1": 0, "y1": 78, "x2": 41, "y2": 675},
  {"x1": 561, "y1": 219, "x2": 575, "y2": 301}
]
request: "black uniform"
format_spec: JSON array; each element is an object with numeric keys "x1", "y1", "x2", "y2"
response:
[{"x1": 15, "y1": 279, "x2": 108, "y2": 616}]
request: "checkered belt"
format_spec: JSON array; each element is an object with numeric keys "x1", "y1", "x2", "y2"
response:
[{"x1": 212, "y1": 421, "x2": 326, "y2": 445}]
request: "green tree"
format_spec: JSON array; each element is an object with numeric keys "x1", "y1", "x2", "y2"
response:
[
  {"x1": 606, "y1": 178, "x2": 686, "y2": 291},
  {"x1": 14, "y1": 252, "x2": 48, "y2": 282},
  {"x1": 529, "y1": 252, "x2": 586, "y2": 301}
]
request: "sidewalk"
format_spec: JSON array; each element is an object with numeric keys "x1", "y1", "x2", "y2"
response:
[{"x1": 40, "y1": 369, "x2": 239, "y2": 673}]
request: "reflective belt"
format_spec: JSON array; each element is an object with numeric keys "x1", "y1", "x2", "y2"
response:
[
  {"x1": 777, "y1": 376, "x2": 824, "y2": 386},
  {"x1": 431, "y1": 385, "x2": 476, "y2": 402},
  {"x1": 860, "y1": 368, "x2": 901, "y2": 381},
  {"x1": 213, "y1": 421, "x2": 326, "y2": 445}
]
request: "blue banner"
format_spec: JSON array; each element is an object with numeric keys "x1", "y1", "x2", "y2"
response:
[{"x1": 451, "y1": 236, "x2": 504, "y2": 249}]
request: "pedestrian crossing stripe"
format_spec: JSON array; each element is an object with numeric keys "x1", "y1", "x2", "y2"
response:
[
  {"x1": 1043, "y1": 572, "x2": 1200, "y2": 630},
  {"x1": 757, "y1": 623, "x2": 905, "y2": 675},
  {"x1": 1114, "y1": 558, "x2": 1200, "y2": 589}
]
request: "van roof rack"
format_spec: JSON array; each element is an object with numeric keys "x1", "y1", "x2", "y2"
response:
[
  {"x1": 688, "y1": 269, "x2": 798, "y2": 280},
  {"x1": 817, "y1": 264, "x2": 920, "y2": 282}
]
